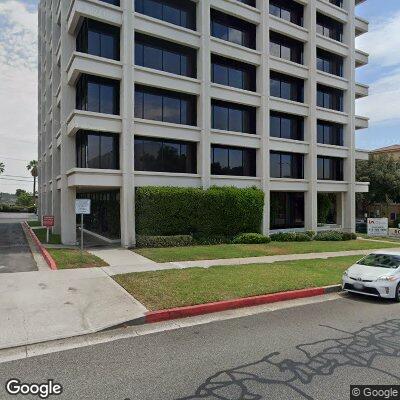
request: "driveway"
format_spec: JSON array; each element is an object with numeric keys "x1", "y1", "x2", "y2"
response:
[{"x1": 0, "y1": 222, "x2": 37, "y2": 273}]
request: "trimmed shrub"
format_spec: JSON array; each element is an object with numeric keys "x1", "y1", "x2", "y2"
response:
[
  {"x1": 342, "y1": 232, "x2": 358, "y2": 241},
  {"x1": 136, "y1": 235, "x2": 194, "y2": 248},
  {"x1": 315, "y1": 230, "x2": 344, "y2": 241},
  {"x1": 305, "y1": 231, "x2": 316, "y2": 239},
  {"x1": 232, "y1": 233, "x2": 271, "y2": 244},
  {"x1": 135, "y1": 186, "x2": 264, "y2": 237},
  {"x1": 193, "y1": 234, "x2": 232, "y2": 245},
  {"x1": 270, "y1": 232, "x2": 311, "y2": 242}
]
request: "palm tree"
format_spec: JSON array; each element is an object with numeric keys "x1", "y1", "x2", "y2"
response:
[
  {"x1": 26, "y1": 160, "x2": 38, "y2": 197},
  {"x1": 0, "y1": 162, "x2": 4, "y2": 174}
]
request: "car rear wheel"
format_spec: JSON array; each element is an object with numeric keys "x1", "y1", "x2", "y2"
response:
[{"x1": 396, "y1": 283, "x2": 400, "y2": 302}]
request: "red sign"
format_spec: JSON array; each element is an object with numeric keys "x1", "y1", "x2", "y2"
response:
[{"x1": 42, "y1": 216, "x2": 55, "y2": 228}]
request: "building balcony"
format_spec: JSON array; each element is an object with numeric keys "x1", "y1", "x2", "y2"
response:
[
  {"x1": 67, "y1": 110, "x2": 122, "y2": 136},
  {"x1": 269, "y1": 56, "x2": 309, "y2": 80},
  {"x1": 211, "y1": 175, "x2": 262, "y2": 189},
  {"x1": 210, "y1": 83, "x2": 261, "y2": 108},
  {"x1": 316, "y1": 70, "x2": 348, "y2": 91},
  {"x1": 66, "y1": 168, "x2": 122, "y2": 188},
  {"x1": 355, "y1": 16, "x2": 369, "y2": 37},
  {"x1": 317, "y1": 143, "x2": 348, "y2": 158},
  {"x1": 210, "y1": 129, "x2": 261, "y2": 149},
  {"x1": 355, "y1": 149, "x2": 369, "y2": 161},
  {"x1": 210, "y1": 0, "x2": 261, "y2": 25},
  {"x1": 134, "y1": 171, "x2": 201, "y2": 188},
  {"x1": 316, "y1": 0, "x2": 348, "y2": 24},
  {"x1": 270, "y1": 97, "x2": 309, "y2": 117},
  {"x1": 316, "y1": 107, "x2": 348, "y2": 125},
  {"x1": 270, "y1": 178, "x2": 308, "y2": 192},
  {"x1": 269, "y1": 137, "x2": 309, "y2": 154},
  {"x1": 67, "y1": 0, "x2": 122, "y2": 34},
  {"x1": 269, "y1": 15, "x2": 308, "y2": 43},
  {"x1": 355, "y1": 49, "x2": 369, "y2": 68},
  {"x1": 355, "y1": 115, "x2": 369, "y2": 130},
  {"x1": 355, "y1": 82, "x2": 369, "y2": 99},
  {"x1": 317, "y1": 180, "x2": 348, "y2": 192},
  {"x1": 356, "y1": 181, "x2": 370, "y2": 193},
  {"x1": 316, "y1": 34, "x2": 348, "y2": 58}
]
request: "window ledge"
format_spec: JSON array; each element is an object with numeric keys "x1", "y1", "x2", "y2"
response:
[
  {"x1": 270, "y1": 96, "x2": 309, "y2": 108},
  {"x1": 224, "y1": 0, "x2": 260, "y2": 13},
  {"x1": 317, "y1": 143, "x2": 348, "y2": 150},
  {"x1": 316, "y1": 33, "x2": 349, "y2": 50},
  {"x1": 317, "y1": 179, "x2": 348, "y2": 184},
  {"x1": 67, "y1": 51, "x2": 122, "y2": 72},
  {"x1": 270, "y1": 178, "x2": 308, "y2": 183},
  {"x1": 210, "y1": 82, "x2": 260, "y2": 97},
  {"x1": 269, "y1": 14, "x2": 308, "y2": 33},
  {"x1": 269, "y1": 55, "x2": 308, "y2": 71},
  {"x1": 66, "y1": 168, "x2": 122, "y2": 176},
  {"x1": 316, "y1": 69, "x2": 348, "y2": 83},
  {"x1": 269, "y1": 137, "x2": 309, "y2": 145},
  {"x1": 67, "y1": 110, "x2": 122, "y2": 124},
  {"x1": 68, "y1": 0, "x2": 121, "y2": 23},
  {"x1": 318, "y1": 0, "x2": 349, "y2": 16},
  {"x1": 211, "y1": 129, "x2": 260, "y2": 139},
  {"x1": 316, "y1": 106, "x2": 348, "y2": 117},
  {"x1": 134, "y1": 171, "x2": 200, "y2": 178},
  {"x1": 210, "y1": 36, "x2": 261, "y2": 56},
  {"x1": 133, "y1": 118, "x2": 200, "y2": 132},
  {"x1": 211, "y1": 175, "x2": 261, "y2": 180},
  {"x1": 134, "y1": 65, "x2": 200, "y2": 84}
]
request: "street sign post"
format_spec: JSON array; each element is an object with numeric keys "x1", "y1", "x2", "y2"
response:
[
  {"x1": 42, "y1": 215, "x2": 55, "y2": 243},
  {"x1": 75, "y1": 199, "x2": 91, "y2": 256}
]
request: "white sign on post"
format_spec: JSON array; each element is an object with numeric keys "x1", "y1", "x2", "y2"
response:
[
  {"x1": 389, "y1": 228, "x2": 400, "y2": 238},
  {"x1": 75, "y1": 199, "x2": 91, "y2": 215},
  {"x1": 367, "y1": 218, "x2": 388, "y2": 237},
  {"x1": 75, "y1": 199, "x2": 91, "y2": 255}
]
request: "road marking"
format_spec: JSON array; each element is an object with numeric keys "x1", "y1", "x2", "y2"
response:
[{"x1": 0, "y1": 293, "x2": 343, "y2": 364}]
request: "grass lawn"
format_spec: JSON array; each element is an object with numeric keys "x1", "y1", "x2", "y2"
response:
[
  {"x1": 27, "y1": 220, "x2": 41, "y2": 227},
  {"x1": 48, "y1": 249, "x2": 109, "y2": 269},
  {"x1": 114, "y1": 255, "x2": 361, "y2": 310},
  {"x1": 33, "y1": 228, "x2": 61, "y2": 245},
  {"x1": 358, "y1": 233, "x2": 400, "y2": 243},
  {"x1": 134, "y1": 240, "x2": 400, "y2": 263}
]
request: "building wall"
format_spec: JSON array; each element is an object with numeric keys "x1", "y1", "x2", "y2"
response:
[{"x1": 38, "y1": 0, "x2": 370, "y2": 247}]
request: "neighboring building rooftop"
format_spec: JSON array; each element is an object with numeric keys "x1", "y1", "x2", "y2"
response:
[{"x1": 371, "y1": 145, "x2": 400, "y2": 154}]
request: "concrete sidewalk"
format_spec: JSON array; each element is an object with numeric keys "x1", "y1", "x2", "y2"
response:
[
  {"x1": 99, "y1": 247, "x2": 400, "y2": 276},
  {"x1": 0, "y1": 268, "x2": 147, "y2": 350}
]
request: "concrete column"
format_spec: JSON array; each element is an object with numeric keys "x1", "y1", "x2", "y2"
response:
[
  {"x1": 120, "y1": 0, "x2": 135, "y2": 247},
  {"x1": 59, "y1": 0, "x2": 76, "y2": 245},
  {"x1": 259, "y1": 0, "x2": 271, "y2": 235},
  {"x1": 304, "y1": 0, "x2": 318, "y2": 232},
  {"x1": 343, "y1": 0, "x2": 356, "y2": 233},
  {"x1": 199, "y1": 0, "x2": 211, "y2": 189}
]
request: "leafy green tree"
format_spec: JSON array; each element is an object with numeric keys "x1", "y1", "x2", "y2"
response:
[
  {"x1": 16, "y1": 190, "x2": 34, "y2": 208},
  {"x1": 26, "y1": 160, "x2": 38, "y2": 196},
  {"x1": 356, "y1": 154, "x2": 400, "y2": 216}
]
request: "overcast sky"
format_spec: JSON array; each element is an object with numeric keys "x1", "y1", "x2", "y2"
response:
[{"x1": 0, "y1": 0, "x2": 399, "y2": 194}]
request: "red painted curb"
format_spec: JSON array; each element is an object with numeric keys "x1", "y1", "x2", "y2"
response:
[
  {"x1": 145, "y1": 287, "x2": 332, "y2": 323},
  {"x1": 23, "y1": 222, "x2": 57, "y2": 270}
]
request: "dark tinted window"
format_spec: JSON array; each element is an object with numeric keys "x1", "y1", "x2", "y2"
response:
[
  {"x1": 317, "y1": 120, "x2": 344, "y2": 146},
  {"x1": 211, "y1": 145, "x2": 256, "y2": 176},
  {"x1": 316, "y1": 48, "x2": 343, "y2": 77},
  {"x1": 211, "y1": 55, "x2": 256, "y2": 91},
  {"x1": 270, "y1": 72, "x2": 304, "y2": 102},
  {"x1": 317, "y1": 84, "x2": 343, "y2": 111},
  {"x1": 76, "y1": 19, "x2": 120, "y2": 61},
  {"x1": 237, "y1": 0, "x2": 256, "y2": 7},
  {"x1": 76, "y1": 131, "x2": 119, "y2": 169},
  {"x1": 270, "y1": 112, "x2": 304, "y2": 140},
  {"x1": 135, "y1": 85, "x2": 197, "y2": 126},
  {"x1": 317, "y1": 13, "x2": 343, "y2": 42},
  {"x1": 76, "y1": 75, "x2": 119, "y2": 115},
  {"x1": 270, "y1": 31, "x2": 303, "y2": 64},
  {"x1": 270, "y1": 151, "x2": 304, "y2": 179},
  {"x1": 212, "y1": 100, "x2": 256, "y2": 134},
  {"x1": 135, "y1": 33, "x2": 197, "y2": 78},
  {"x1": 101, "y1": 0, "x2": 120, "y2": 5},
  {"x1": 329, "y1": 0, "x2": 343, "y2": 8},
  {"x1": 135, "y1": 0, "x2": 196, "y2": 30},
  {"x1": 269, "y1": 0, "x2": 303, "y2": 26},
  {"x1": 134, "y1": 136, "x2": 196, "y2": 173},
  {"x1": 317, "y1": 156, "x2": 344, "y2": 180},
  {"x1": 271, "y1": 192, "x2": 305, "y2": 229},
  {"x1": 211, "y1": 9, "x2": 256, "y2": 49}
]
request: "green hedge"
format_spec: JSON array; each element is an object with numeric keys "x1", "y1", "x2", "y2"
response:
[
  {"x1": 136, "y1": 235, "x2": 194, "y2": 248},
  {"x1": 136, "y1": 186, "x2": 264, "y2": 237},
  {"x1": 232, "y1": 233, "x2": 271, "y2": 244},
  {"x1": 270, "y1": 232, "x2": 312, "y2": 242}
]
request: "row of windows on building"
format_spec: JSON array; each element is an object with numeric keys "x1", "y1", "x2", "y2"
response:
[
  {"x1": 102, "y1": 0, "x2": 345, "y2": 45},
  {"x1": 77, "y1": 16, "x2": 346, "y2": 85},
  {"x1": 75, "y1": 130, "x2": 345, "y2": 181},
  {"x1": 76, "y1": 74, "x2": 345, "y2": 141}
]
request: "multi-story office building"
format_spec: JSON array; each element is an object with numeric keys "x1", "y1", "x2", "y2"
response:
[{"x1": 38, "y1": 0, "x2": 370, "y2": 247}]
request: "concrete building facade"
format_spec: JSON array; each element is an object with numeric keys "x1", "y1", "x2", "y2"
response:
[{"x1": 38, "y1": 0, "x2": 370, "y2": 247}]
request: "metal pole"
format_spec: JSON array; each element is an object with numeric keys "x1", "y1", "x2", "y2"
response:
[
  {"x1": 47, "y1": 228, "x2": 49, "y2": 244},
  {"x1": 81, "y1": 213, "x2": 84, "y2": 257}
]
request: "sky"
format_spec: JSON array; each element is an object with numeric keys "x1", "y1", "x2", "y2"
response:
[{"x1": 0, "y1": 0, "x2": 399, "y2": 194}]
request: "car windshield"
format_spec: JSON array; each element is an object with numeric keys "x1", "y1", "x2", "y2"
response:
[{"x1": 357, "y1": 254, "x2": 400, "y2": 269}]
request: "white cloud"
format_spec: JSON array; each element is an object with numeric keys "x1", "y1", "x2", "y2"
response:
[{"x1": 0, "y1": 1, "x2": 38, "y2": 193}]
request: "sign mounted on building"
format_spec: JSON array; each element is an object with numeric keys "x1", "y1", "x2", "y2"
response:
[
  {"x1": 367, "y1": 218, "x2": 388, "y2": 237},
  {"x1": 75, "y1": 199, "x2": 91, "y2": 215}
]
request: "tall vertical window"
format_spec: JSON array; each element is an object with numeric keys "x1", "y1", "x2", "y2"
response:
[
  {"x1": 211, "y1": 9, "x2": 256, "y2": 49},
  {"x1": 270, "y1": 112, "x2": 304, "y2": 141},
  {"x1": 134, "y1": 136, "x2": 197, "y2": 173},
  {"x1": 211, "y1": 145, "x2": 256, "y2": 176},
  {"x1": 270, "y1": 192, "x2": 305, "y2": 229},
  {"x1": 211, "y1": 100, "x2": 256, "y2": 134},
  {"x1": 211, "y1": 55, "x2": 256, "y2": 91},
  {"x1": 135, "y1": 85, "x2": 197, "y2": 126},
  {"x1": 269, "y1": 0, "x2": 303, "y2": 26},
  {"x1": 135, "y1": 33, "x2": 196, "y2": 78},
  {"x1": 316, "y1": 48, "x2": 343, "y2": 77},
  {"x1": 317, "y1": 13, "x2": 343, "y2": 42},
  {"x1": 76, "y1": 75, "x2": 120, "y2": 115},
  {"x1": 269, "y1": 31, "x2": 304, "y2": 65},
  {"x1": 317, "y1": 156, "x2": 344, "y2": 181},
  {"x1": 76, "y1": 19, "x2": 120, "y2": 61},
  {"x1": 76, "y1": 131, "x2": 119, "y2": 169},
  {"x1": 317, "y1": 120, "x2": 344, "y2": 146},
  {"x1": 317, "y1": 84, "x2": 344, "y2": 111},
  {"x1": 270, "y1": 152, "x2": 304, "y2": 179},
  {"x1": 135, "y1": 0, "x2": 196, "y2": 30},
  {"x1": 270, "y1": 72, "x2": 304, "y2": 102}
]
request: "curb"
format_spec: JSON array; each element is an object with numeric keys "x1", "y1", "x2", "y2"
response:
[
  {"x1": 23, "y1": 222, "x2": 57, "y2": 270},
  {"x1": 145, "y1": 285, "x2": 341, "y2": 323}
]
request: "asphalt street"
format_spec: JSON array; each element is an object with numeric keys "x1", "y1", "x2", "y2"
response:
[
  {"x1": 0, "y1": 294, "x2": 399, "y2": 400},
  {"x1": 0, "y1": 222, "x2": 37, "y2": 273}
]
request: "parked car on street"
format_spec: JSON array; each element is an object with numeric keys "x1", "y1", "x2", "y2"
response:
[{"x1": 342, "y1": 251, "x2": 400, "y2": 301}]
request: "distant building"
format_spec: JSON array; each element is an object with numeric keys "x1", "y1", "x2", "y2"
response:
[{"x1": 370, "y1": 145, "x2": 400, "y2": 161}]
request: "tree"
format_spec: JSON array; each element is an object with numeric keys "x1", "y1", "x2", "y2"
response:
[
  {"x1": 356, "y1": 154, "x2": 400, "y2": 217},
  {"x1": 16, "y1": 190, "x2": 34, "y2": 208},
  {"x1": 26, "y1": 160, "x2": 38, "y2": 197},
  {"x1": 0, "y1": 162, "x2": 4, "y2": 174}
]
